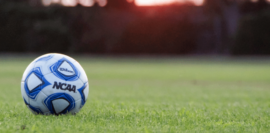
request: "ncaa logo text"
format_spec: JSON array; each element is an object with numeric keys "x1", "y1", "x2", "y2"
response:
[{"x1": 53, "y1": 82, "x2": 76, "y2": 93}]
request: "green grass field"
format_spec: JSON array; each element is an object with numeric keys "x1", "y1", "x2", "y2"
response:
[{"x1": 0, "y1": 57, "x2": 269, "y2": 132}]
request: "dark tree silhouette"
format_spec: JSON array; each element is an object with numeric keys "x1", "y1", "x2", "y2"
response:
[
  {"x1": 203, "y1": 0, "x2": 239, "y2": 54},
  {"x1": 241, "y1": 0, "x2": 269, "y2": 13}
]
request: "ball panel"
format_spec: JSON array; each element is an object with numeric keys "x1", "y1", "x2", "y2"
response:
[
  {"x1": 22, "y1": 54, "x2": 54, "y2": 82},
  {"x1": 41, "y1": 73, "x2": 67, "y2": 95},
  {"x1": 34, "y1": 56, "x2": 55, "y2": 76},
  {"x1": 42, "y1": 72, "x2": 66, "y2": 85},
  {"x1": 42, "y1": 73, "x2": 83, "y2": 101},
  {"x1": 26, "y1": 73, "x2": 43, "y2": 92},
  {"x1": 49, "y1": 57, "x2": 80, "y2": 81},
  {"x1": 65, "y1": 79, "x2": 84, "y2": 101},
  {"x1": 21, "y1": 61, "x2": 36, "y2": 82},
  {"x1": 24, "y1": 67, "x2": 51, "y2": 100},
  {"x1": 57, "y1": 61, "x2": 76, "y2": 77},
  {"x1": 29, "y1": 91, "x2": 50, "y2": 114},
  {"x1": 44, "y1": 93, "x2": 76, "y2": 115},
  {"x1": 53, "y1": 53, "x2": 88, "y2": 83},
  {"x1": 77, "y1": 82, "x2": 89, "y2": 108},
  {"x1": 52, "y1": 98, "x2": 70, "y2": 114},
  {"x1": 27, "y1": 105, "x2": 44, "y2": 115},
  {"x1": 69, "y1": 99, "x2": 82, "y2": 114},
  {"x1": 77, "y1": 64, "x2": 88, "y2": 83}
]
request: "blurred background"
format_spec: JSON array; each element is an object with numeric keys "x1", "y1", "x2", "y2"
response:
[{"x1": 1, "y1": 0, "x2": 270, "y2": 56}]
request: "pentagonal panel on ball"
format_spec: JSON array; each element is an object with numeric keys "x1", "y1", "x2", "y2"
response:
[
  {"x1": 24, "y1": 67, "x2": 51, "y2": 100},
  {"x1": 44, "y1": 93, "x2": 75, "y2": 115},
  {"x1": 50, "y1": 58, "x2": 80, "y2": 81},
  {"x1": 57, "y1": 61, "x2": 76, "y2": 77},
  {"x1": 52, "y1": 98, "x2": 70, "y2": 114},
  {"x1": 27, "y1": 73, "x2": 43, "y2": 92}
]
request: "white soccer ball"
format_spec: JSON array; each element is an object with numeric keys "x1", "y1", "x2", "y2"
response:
[{"x1": 21, "y1": 53, "x2": 89, "y2": 115}]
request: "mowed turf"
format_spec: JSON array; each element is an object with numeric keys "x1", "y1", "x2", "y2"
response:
[{"x1": 0, "y1": 57, "x2": 269, "y2": 132}]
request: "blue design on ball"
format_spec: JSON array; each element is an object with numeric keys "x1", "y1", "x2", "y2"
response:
[
  {"x1": 49, "y1": 58, "x2": 80, "y2": 81},
  {"x1": 78, "y1": 83, "x2": 87, "y2": 108},
  {"x1": 29, "y1": 105, "x2": 44, "y2": 114},
  {"x1": 23, "y1": 98, "x2": 44, "y2": 114},
  {"x1": 24, "y1": 67, "x2": 51, "y2": 100},
  {"x1": 44, "y1": 93, "x2": 75, "y2": 115},
  {"x1": 36, "y1": 55, "x2": 54, "y2": 62}
]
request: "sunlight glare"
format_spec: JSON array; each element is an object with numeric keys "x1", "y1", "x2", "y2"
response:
[
  {"x1": 42, "y1": 0, "x2": 204, "y2": 7},
  {"x1": 42, "y1": 0, "x2": 52, "y2": 6},
  {"x1": 62, "y1": 0, "x2": 77, "y2": 7},
  {"x1": 135, "y1": 0, "x2": 156, "y2": 6},
  {"x1": 79, "y1": 0, "x2": 95, "y2": 7},
  {"x1": 136, "y1": 0, "x2": 204, "y2": 6},
  {"x1": 136, "y1": 0, "x2": 181, "y2": 6},
  {"x1": 52, "y1": 0, "x2": 60, "y2": 3},
  {"x1": 97, "y1": 0, "x2": 107, "y2": 7},
  {"x1": 192, "y1": 0, "x2": 204, "y2": 6}
]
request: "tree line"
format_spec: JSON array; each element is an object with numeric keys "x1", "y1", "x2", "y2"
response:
[{"x1": 0, "y1": 0, "x2": 270, "y2": 55}]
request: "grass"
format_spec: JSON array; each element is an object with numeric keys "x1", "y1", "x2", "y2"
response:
[{"x1": 0, "y1": 56, "x2": 269, "y2": 132}]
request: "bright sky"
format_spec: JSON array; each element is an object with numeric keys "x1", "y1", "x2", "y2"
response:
[{"x1": 42, "y1": 0, "x2": 204, "y2": 7}]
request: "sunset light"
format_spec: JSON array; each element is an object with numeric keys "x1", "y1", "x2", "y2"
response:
[
  {"x1": 79, "y1": 0, "x2": 95, "y2": 7},
  {"x1": 135, "y1": 0, "x2": 204, "y2": 6},
  {"x1": 135, "y1": 0, "x2": 180, "y2": 6},
  {"x1": 42, "y1": 0, "x2": 204, "y2": 7}
]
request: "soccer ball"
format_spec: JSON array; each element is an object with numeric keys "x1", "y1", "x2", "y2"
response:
[{"x1": 21, "y1": 53, "x2": 89, "y2": 115}]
